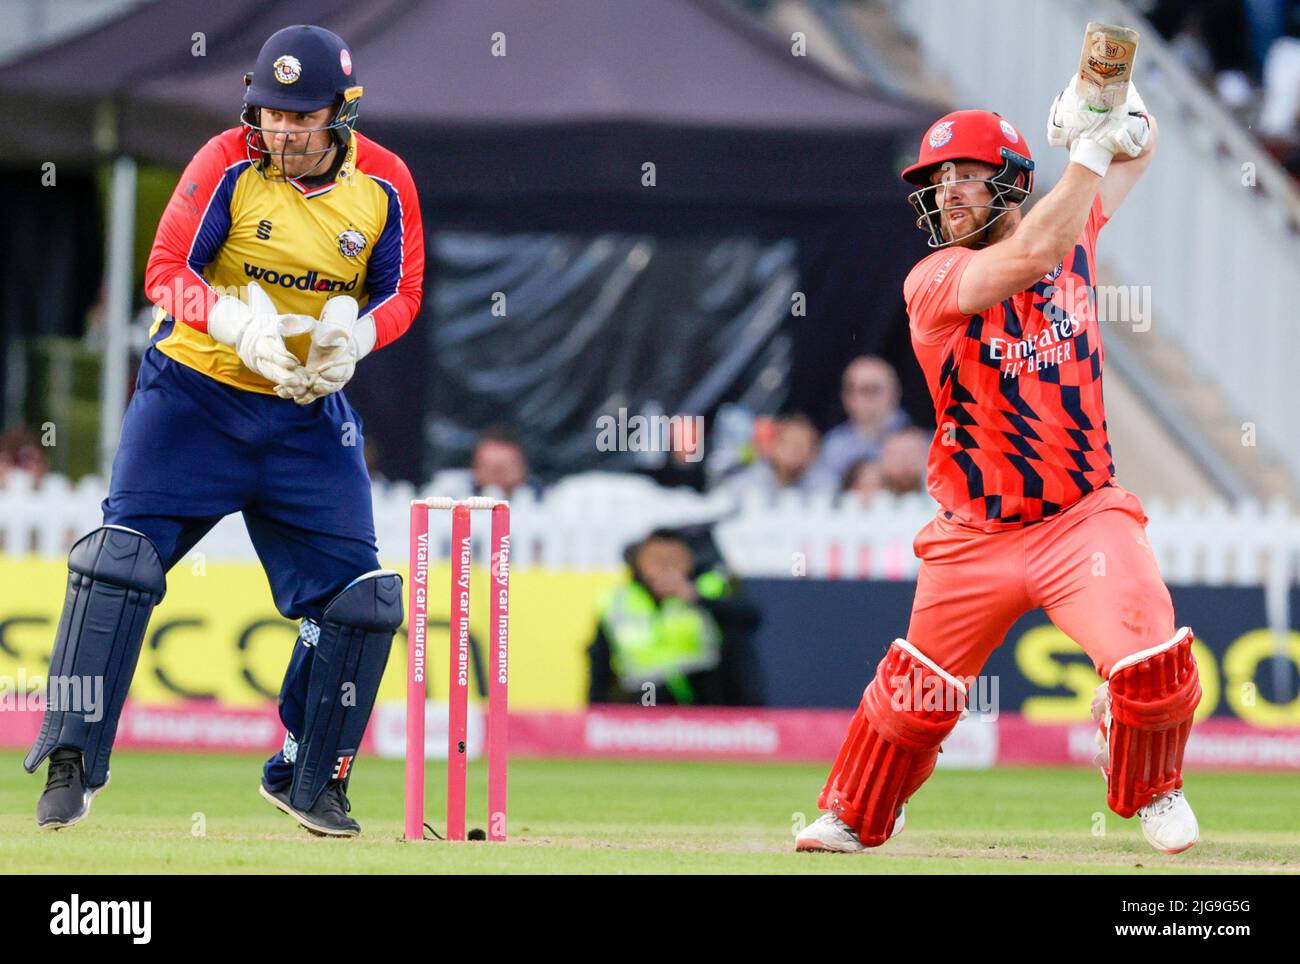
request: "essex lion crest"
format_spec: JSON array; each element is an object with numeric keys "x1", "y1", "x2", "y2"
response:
[
  {"x1": 337, "y1": 229, "x2": 367, "y2": 259},
  {"x1": 273, "y1": 55, "x2": 302, "y2": 84}
]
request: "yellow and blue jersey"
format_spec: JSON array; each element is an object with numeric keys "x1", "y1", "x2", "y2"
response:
[{"x1": 144, "y1": 126, "x2": 424, "y2": 394}]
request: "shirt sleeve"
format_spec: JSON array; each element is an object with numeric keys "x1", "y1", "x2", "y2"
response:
[
  {"x1": 903, "y1": 248, "x2": 975, "y2": 346},
  {"x1": 363, "y1": 154, "x2": 425, "y2": 350},
  {"x1": 1083, "y1": 193, "x2": 1108, "y2": 256},
  {"x1": 143, "y1": 133, "x2": 243, "y2": 334}
]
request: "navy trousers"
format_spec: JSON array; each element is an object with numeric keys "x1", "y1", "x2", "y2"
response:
[{"x1": 101, "y1": 345, "x2": 382, "y2": 789}]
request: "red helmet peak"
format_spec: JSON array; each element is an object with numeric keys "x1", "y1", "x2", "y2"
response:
[{"x1": 902, "y1": 109, "x2": 1033, "y2": 186}]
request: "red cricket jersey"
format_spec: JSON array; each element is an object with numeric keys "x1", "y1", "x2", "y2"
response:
[{"x1": 903, "y1": 196, "x2": 1113, "y2": 531}]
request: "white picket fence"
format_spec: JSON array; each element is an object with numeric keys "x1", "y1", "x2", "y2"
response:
[
  {"x1": 3, "y1": 469, "x2": 1299, "y2": 585},
  {"x1": 2, "y1": 467, "x2": 1294, "y2": 649}
]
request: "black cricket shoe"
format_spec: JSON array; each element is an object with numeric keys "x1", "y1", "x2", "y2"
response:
[
  {"x1": 37, "y1": 747, "x2": 109, "y2": 830},
  {"x1": 259, "y1": 779, "x2": 361, "y2": 837}
]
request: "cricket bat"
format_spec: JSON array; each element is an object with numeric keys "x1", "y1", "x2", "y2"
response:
[{"x1": 1075, "y1": 22, "x2": 1140, "y2": 113}]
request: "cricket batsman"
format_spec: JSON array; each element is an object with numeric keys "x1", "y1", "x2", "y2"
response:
[
  {"x1": 796, "y1": 75, "x2": 1203, "y2": 855},
  {"x1": 24, "y1": 25, "x2": 424, "y2": 836}
]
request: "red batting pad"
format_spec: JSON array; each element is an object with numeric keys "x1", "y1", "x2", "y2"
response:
[
  {"x1": 1105, "y1": 630, "x2": 1201, "y2": 818},
  {"x1": 817, "y1": 641, "x2": 966, "y2": 846}
]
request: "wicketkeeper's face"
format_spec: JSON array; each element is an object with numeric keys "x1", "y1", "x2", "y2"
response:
[
  {"x1": 929, "y1": 160, "x2": 999, "y2": 246},
  {"x1": 258, "y1": 106, "x2": 337, "y2": 178}
]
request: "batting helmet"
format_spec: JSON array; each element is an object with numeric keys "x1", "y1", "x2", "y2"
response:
[
  {"x1": 241, "y1": 25, "x2": 363, "y2": 180},
  {"x1": 902, "y1": 110, "x2": 1035, "y2": 249}
]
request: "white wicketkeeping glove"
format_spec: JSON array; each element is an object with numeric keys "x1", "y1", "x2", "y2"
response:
[
  {"x1": 1047, "y1": 79, "x2": 1151, "y2": 176},
  {"x1": 208, "y1": 281, "x2": 314, "y2": 396},
  {"x1": 294, "y1": 295, "x2": 377, "y2": 405}
]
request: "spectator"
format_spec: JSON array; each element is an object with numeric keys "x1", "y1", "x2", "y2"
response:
[
  {"x1": 1243, "y1": 0, "x2": 1294, "y2": 71},
  {"x1": 1150, "y1": 0, "x2": 1260, "y2": 111},
  {"x1": 430, "y1": 424, "x2": 544, "y2": 499},
  {"x1": 471, "y1": 425, "x2": 534, "y2": 495},
  {"x1": 587, "y1": 528, "x2": 762, "y2": 706},
  {"x1": 878, "y1": 428, "x2": 930, "y2": 495},
  {"x1": 1260, "y1": 30, "x2": 1300, "y2": 142},
  {"x1": 715, "y1": 413, "x2": 831, "y2": 500},
  {"x1": 811, "y1": 356, "x2": 910, "y2": 484},
  {"x1": 0, "y1": 427, "x2": 50, "y2": 488},
  {"x1": 841, "y1": 458, "x2": 885, "y2": 507},
  {"x1": 1258, "y1": 6, "x2": 1300, "y2": 169}
]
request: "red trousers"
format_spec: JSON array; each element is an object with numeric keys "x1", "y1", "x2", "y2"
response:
[{"x1": 907, "y1": 483, "x2": 1176, "y2": 679}]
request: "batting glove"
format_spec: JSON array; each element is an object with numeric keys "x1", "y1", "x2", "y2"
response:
[{"x1": 1048, "y1": 79, "x2": 1151, "y2": 176}]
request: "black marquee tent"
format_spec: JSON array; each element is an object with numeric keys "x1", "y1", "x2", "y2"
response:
[{"x1": 1, "y1": 0, "x2": 940, "y2": 482}]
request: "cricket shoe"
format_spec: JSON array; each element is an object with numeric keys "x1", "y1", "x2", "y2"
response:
[
  {"x1": 37, "y1": 747, "x2": 109, "y2": 830},
  {"x1": 795, "y1": 807, "x2": 905, "y2": 853},
  {"x1": 259, "y1": 779, "x2": 361, "y2": 837},
  {"x1": 1137, "y1": 789, "x2": 1199, "y2": 855}
]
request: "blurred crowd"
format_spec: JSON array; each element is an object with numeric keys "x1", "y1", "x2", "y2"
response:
[
  {"x1": 710, "y1": 357, "x2": 927, "y2": 506},
  {"x1": 3, "y1": 352, "x2": 929, "y2": 513},
  {"x1": 1143, "y1": 0, "x2": 1300, "y2": 179},
  {"x1": 435, "y1": 354, "x2": 929, "y2": 508}
]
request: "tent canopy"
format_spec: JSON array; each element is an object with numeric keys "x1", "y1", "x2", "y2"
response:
[{"x1": 1, "y1": 0, "x2": 933, "y2": 208}]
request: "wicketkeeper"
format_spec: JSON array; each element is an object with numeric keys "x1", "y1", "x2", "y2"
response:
[
  {"x1": 797, "y1": 78, "x2": 1203, "y2": 854},
  {"x1": 25, "y1": 24, "x2": 425, "y2": 836}
]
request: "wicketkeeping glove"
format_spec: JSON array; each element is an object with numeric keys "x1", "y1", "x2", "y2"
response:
[
  {"x1": 294, "y1": 295, "x2": 377, "y2": 406},
  {"x1": 271, "y1": 313, "x2": 318, "y2": 400},
  {"x1": 208, "y1": 281, "x2": 313, "y2": 394}
]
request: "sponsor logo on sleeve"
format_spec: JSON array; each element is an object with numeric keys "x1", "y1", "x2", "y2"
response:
[{"x1": 931, "y1": 253, "x2": 957, "y2": 289}]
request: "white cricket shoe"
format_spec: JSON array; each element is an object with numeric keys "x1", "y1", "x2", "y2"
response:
[
  {"x1": 1137, "y1": 789, "x2": 1199, "y2": 855},
  {"x1": 795, "y1": 808, "x2": 904, "y2": 853}
]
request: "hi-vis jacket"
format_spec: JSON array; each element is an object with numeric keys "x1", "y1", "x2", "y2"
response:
[{"x1": 598, "y1": 571, "x2": 730, "y2": 693}]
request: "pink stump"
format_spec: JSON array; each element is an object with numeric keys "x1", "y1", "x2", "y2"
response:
[
  {"x1": 446, "y1": 504, "x2": 471, "y2": 841},
  {"x1": 487, "y1": 503, "x2": 510, "y2": 841},
  {"x1": 404, "y1": 501, "x2": 430, "y2": 841}
]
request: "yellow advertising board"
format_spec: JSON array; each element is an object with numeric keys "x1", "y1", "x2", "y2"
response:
[{"x1": 1, "y1": 556, "x2": 621, "y2": 711}]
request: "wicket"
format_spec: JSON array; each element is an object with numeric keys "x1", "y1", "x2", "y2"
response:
[{"x1": 404, "y1": 496, "x2": 510, "y2": 842}]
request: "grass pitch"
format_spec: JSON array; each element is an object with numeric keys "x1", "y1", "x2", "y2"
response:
[{"x1": 2, "y1": 752, "x2": 1297, "y2": 874}]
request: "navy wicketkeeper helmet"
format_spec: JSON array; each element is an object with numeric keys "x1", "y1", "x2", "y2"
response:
[{"x1": 241, "y1": 25, "x2": 363, "y2": 178}]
